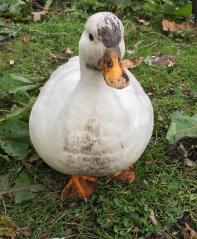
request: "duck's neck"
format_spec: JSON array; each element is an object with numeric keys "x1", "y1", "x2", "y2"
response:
[{"x1": 79, "y1": 60, "x2": 107, "y2": 88}]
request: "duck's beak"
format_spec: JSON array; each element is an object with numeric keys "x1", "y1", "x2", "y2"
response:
[{"x1": 99, "y1": 48, "x2": 129, "y2": 89}]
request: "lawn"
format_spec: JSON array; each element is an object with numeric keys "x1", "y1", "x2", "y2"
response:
[{"x1": 0, "y1": 3, "x2": 197, "y2": 239}]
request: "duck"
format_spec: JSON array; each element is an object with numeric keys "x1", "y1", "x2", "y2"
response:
[{"x1": 29, "y1": 12, "x2": 154, "y2": 200}]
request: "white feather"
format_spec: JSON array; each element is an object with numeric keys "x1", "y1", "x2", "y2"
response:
[{"x1": 29, "y1": 13, "x2": 154, "y2": 176}]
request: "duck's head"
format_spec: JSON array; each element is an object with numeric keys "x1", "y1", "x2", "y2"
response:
[{"x1": 79, "y1": 12, "x2": 129, "y2": 89}]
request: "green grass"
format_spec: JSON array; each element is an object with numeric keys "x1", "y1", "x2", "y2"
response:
[{"x1": 0, "y1": 9, "x2": 197, "y2": 239}]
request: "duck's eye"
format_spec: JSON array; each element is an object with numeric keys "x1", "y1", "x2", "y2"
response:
[{"x1": 89, "y1": 33, "x2": 94, "y2": 41}]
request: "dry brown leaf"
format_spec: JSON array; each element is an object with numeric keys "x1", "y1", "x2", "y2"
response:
[
  {"x1": 121, "y1": 57, "x2": 143, "y2": 69},
  {"x1": 63, "y1": 47, "x2": 73, "y2": 55},
  {"x1": 145, "y1": 53, "x2": 177, "y2": 68},
  {"x1": 31, "y1": 10, "x2": 48, "y2": 22},
  {"x1": 183, "y1": 223, "x2": 197, "y2": 239},
  {"x1": 49, "y1": 47, "x2": 73, "y2": 61},
  {"x1": 22, "y1": 35, "x2": 29, "y2": 44},
  {"x1": 9, "y1": 59, "x2": 15, "y2": 66},
  {"x1": 162, "y1": 19, "x2": 196, "y2": 32},
  {"x1": 149, "y1": 209, "x2": 157, "y2": 225},
  {"x1": 179, "y1": 143, "x2": 188, "y2": 158},
  {"x1": 4, "y1": 19, "x2": 12, "y2": 27}
]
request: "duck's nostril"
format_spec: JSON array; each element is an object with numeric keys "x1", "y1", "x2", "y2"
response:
[{"x1": 107, "y1": 58, "x2": 113, "y2": 68}]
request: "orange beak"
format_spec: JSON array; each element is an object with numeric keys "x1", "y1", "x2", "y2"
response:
[{"x1": 99, "y1": 49, "x2": 129, "y2": 89}]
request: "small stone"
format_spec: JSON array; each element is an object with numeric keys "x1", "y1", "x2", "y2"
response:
[{"x1": 9, "y1": 59, "x2": 15, "y2": 65}]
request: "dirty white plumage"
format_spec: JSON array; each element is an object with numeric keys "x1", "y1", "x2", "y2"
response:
[{"x1": 29, "y1": 12, "x2": 154, "y2": 176}]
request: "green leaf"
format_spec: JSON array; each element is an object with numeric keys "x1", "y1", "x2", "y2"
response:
[
  {"x1": 0, "y1": 0, "x2": 31, "y2": 18},
  {"x1": 0, "y1": 74, "x2": 32, "y2": 94},
  {"x1": 175, "y1": 3, "x2": 192, "y2": 17},
  {"x1": 14, "y1": 174, "x2": 45, "y2": 204},
  {"x1": 0, "y1": 97, "x2": 35, "y2": 122},
  {"x1": 0, "y1": 119, "x2": 30, "y2": 160},
  {"x1": 0, "y1": 174, "x2": 45, "y2": 203},
  {"x1": 166, "y1": 111, "x2": 197, "y2": 144},
  {"x1": 12, "y1": 90, "x2": 30, "y2": 104}
]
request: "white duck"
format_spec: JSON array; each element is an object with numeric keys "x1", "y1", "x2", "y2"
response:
[{"x1": 29, "y1": 12, "x2": 154, "y2": 200}]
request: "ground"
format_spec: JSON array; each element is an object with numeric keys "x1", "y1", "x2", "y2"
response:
[{"x1": 0, "y1": 8, "x2": 197, "y2": 239}]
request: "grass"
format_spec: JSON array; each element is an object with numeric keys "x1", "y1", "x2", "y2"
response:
[{"x1": 0, "y1": 8, "x2": 197, "y2": 239}]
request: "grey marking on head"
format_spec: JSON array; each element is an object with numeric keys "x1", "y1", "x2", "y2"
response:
[{"x1": 97, "y1": 14, "x2": 121, "y2": 48}]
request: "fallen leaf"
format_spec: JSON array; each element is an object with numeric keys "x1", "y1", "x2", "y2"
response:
[
  {"x1": 162, "y1": 19, "x2": 196, "y2": 32},
  {"x1": 0, "y1": 119, "x2": 30, "y2": 160},
  {"x1": 9, "y1": 59, "x2": 15, "y2": 66},
  {"x1": 149, "y1": 209, "x2": 157, "y2": 225},
  {"x1": 179, "y1": 143, "x2": 188, "y2": 158},
  {"x1": 184, "y1": 158, "x2": 196, "y2": 168},
  {"x1": 31, "y1": 10, "x2": 48, "y2": 22},
  {"x1": 4, "y1": 19, "x2": 12, "y2": 27},
  {"x1": 14, "y1": 174, "x2": 46, "y2": 204},
  {"x1": 143, "y1": 179, "x2": 149, "y2": 186},
  {"x1": 172, "y1": 231, "x2": 179, "y2": 236},
  {"x1": 121, "y1": 57, "x2": 144, "y2": 69},
  {"x1": 49, "y1": 48, "x2": 73, "y2": 60},
  {"x1": 166, "y1": 111, "x2": 197, "y2": 144},
  {"x1": 135, "y1": 17, "x2": 150, "y2": 26},
  {"x1": 183, "y1": 223, "x2": 197, "y2": 239},
  {"x1": 22, "y1": 35, "x2": 29, "y2": 44},
  {"x1": 63, "y1": 47, "x2": 73, "y2": 55},
  {"x1": 145, "y1": 53, "x2": 177, "y2": 68},
  {"x1": 0, "y1": 174, "x2": 46, "y2": 203}
]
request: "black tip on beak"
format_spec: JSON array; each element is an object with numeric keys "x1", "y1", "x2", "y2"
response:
[{"x1": 122, "y1": 71, "x2": 129, "y2": 83}]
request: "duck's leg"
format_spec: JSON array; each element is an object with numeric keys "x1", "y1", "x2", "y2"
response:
[
  {"x1": 108, "y1": 167, "x2": 135, "y2": 183},
  {"x1": 60, "y1": 176, "x2": 97, "y2": 201}
]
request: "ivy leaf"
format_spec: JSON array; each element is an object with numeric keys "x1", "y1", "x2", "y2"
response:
[
  {"x1": 166, "y1": 111, "x2": 197, "y2": 144},
  {"x1": 0, "y1": 119, "x2": 30, "y2": 160}
]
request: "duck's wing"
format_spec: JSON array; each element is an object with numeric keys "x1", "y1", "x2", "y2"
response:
[
  {"x1": 114, "y1": 69, "x2": 154, "y2": 161},
  {"x1": 29, "y1": 56, "x2": 80, "y2": 144}
]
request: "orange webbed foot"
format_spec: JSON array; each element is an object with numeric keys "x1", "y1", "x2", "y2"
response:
[
  {"x1": 108, "y1": 167, "x2": 135, "y2": 183},
  {"x1": 60, "y1": 176, "x2": 97, "y2": 201}
]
